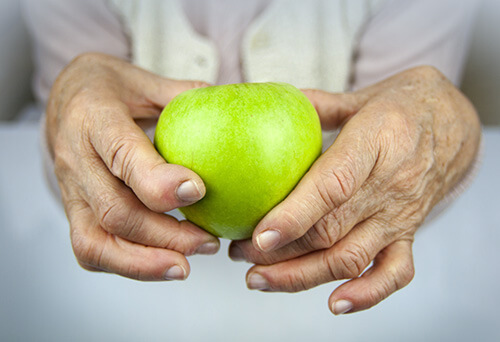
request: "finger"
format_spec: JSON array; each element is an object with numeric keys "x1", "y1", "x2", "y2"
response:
[
  {"x1": 119, "y1": 61, "x2": 210, "y2": 109},
  {"x1": 146, "y1": 77, "x2": 210, "y2": 108},
  {"x1": 89, "y1": 101, "x2": 206, "y2": 213},
  {"x1": 329, "y1": 239, "x2": 414, "y2": 315},
  {"x1": 68, "y1": 202, "x2": 192, "y2": 281},
  {"x1": 86, "y1": 53, "x2": 209, "y2": 112},
  {"x1": 245, "y1": 217, "x2": 395, "y2": 292},
  {"x1": 230, "y1": 186, "x2": 379, "y2": 264},
  {"x1": 301, "y1": 89, "x2": 366, "y2": 130},
  {"x1": 78, "y1": 156, "x2": 219, "y2": 255},
  {"x1": 123, "y1": 78, "x2": 210, "y2": 116},
  {"x1": 77, "y1": 262, "x2": 106, "y2": 273},
  {"x1": 252, "y1": 116, "x2": 379, "y2": 253}
]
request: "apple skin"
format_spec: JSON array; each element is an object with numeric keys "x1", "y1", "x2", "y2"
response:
[{"x1": 154, "y1": 82, "x2": 322, "y2": 240}]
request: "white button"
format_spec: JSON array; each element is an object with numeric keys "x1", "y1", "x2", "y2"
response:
[
  {"x1": 195, "y1": 55, "x2": 207, "y2": 67},
  {"x1": 251, "y1": 32, "x2": 269, "y2": 49}
]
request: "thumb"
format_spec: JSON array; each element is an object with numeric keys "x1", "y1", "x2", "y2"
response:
[
  {"x1": 301, "y1": 89, "x2": 367, "y2": 130},
  {"x1": 252, "y1": 116, "x2": 379, "y2": 252},
  {"x1": 91, "y1": 100, "x2": 207, "y2": 213}
]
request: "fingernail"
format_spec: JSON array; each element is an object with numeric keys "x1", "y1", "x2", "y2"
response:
[
  {"x1": 195, "y1": 241, "x2": 220, "y2": 255},
  {"x1": 247, "y1": 273, "x2": 269, "y2": 290},
  {"x1": 164, "y1": 265, "x2": 187, "y2": 280},
  {"x1": 256, "y1": 230, "x2": 281, "y2": 251},
  {"x1": 332, "y1": 300, "x2": 353, "y2": 315},
  {"x1": 229, "y1": 244, "x2": 246, "y2": 261},
  {"x1": 177, "y1": 180, "x2": 203, "y2": 202}
]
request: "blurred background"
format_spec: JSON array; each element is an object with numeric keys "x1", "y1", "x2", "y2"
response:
[
  {"x1": 1, "y1": 0, "x2": 499, "y2": 124},
  {"x1": 1, "y1": 1, "x2": 499, "y2": 341},
  {"x1": 461, "y1": 0, "x2": 500, "y2": 126}
]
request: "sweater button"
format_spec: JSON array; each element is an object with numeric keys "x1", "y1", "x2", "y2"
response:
[
  {"x1": 195, "y1": 55, "x2": 207, "y2": 68},
  {"x1": 251, "y1": 32, "x2": 269, "y2": 49}
]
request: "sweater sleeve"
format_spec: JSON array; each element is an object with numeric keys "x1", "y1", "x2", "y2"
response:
[
  {"x1": 22, "y1": 0, "x2": 130, "y2": 200},
  {"x1": 22, "y1": 0, "x2": 130, "y2": 106},
  {"x1": 352, "y1": 0, "x2": 479, "y2": 89}
]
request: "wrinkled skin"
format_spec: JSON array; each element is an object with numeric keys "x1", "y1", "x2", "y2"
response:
[
  {"x1": 229, "y1": 66, "x2": 481, "y2": 314},
  {"x1": 47, "y1": 53, "x2": 220, "y2": 281},
  {"x1": 48, "y1": 53, "x2": 481, "y2": 314}
]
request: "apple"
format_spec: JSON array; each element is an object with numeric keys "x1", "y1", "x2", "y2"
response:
[{"x1": 154, "y1": 82, "x2": 322, "y2": 240}]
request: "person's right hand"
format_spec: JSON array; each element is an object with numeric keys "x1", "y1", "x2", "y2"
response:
[{"x1": 46, "y1": 52, "x2": 220, "y2": 281}]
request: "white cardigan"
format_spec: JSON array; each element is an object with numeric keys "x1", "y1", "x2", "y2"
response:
[
  {"x1": 35, "y1": 0, "x2": 480, "y2": 223},
  {"x1": 107, "y1": 0, "x2": 385, "y2": 152},
  {"x1": 108, "y1": 0, "x2": 384, "y2": 91}
]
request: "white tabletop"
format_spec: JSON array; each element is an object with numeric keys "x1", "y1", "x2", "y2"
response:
[{"x1": 1, "y1": 123, "x2": 499, "y2": 342}]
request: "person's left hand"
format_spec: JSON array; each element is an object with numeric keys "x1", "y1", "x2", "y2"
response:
[{"x1": 229, "y1": 66, "x2": 481, "y2": 315}]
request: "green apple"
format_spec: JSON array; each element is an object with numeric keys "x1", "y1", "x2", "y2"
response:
[{"x1": 154, "y1": 82, "x2": 322, "y2": 240}]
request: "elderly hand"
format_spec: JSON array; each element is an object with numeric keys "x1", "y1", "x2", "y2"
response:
[
  {"x1": 47, "y1": 52, "x2": 219, "y2": 281},
  {"x1": 229, "y1": 66, "x2": 481, "y2": 314}
]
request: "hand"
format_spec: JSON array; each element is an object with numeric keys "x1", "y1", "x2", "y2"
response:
[
  {"x1": 229, "y1": 66, "x2": 481, "y2": 314},
  {"x1": 47, "y1": 52, "x2": 220, "y2": 281}
]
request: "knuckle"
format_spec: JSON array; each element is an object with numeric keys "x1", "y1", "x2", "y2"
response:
[
  {"x1": 99, "y1": 201, "x2": 121, "y2": 233},
  {"x1": 70, "y1": 229, "x2": 104, "y2": 269},
  {"x1": 379, "y1": 111, "x2": 414, "y2": 145},
  {"x1": 318, "y1": 162, "x2": 356, "y2": 205},
  {"x1": 297, "y1": 232, "x2": 320, "y2": 252},
  {"x1": 77, "y1": 261, "x2": 104, "y2": 273},
  {"x1": 65, "y1": 87, "x2": 93, "y2": 115},
  {"x1": 106, "y1": 135, "x2": 138, "y2": 185},
  {"x1": 376, "y1": 111, "x2": 419, "y2": 164},
  {"x1": 70, "y1": 229, "x2": 88, "y2": 262},
  {"x1": 276, "y1": 269, "x2": 311, "y2": 293},
  {"x1": 124, "y1": 262, "x2": 146, "y2": 281},
  {"x1": 161, "y1": 221, "x2": 194, "y2": 254},
  {"x1": 51, "y1": 129, "x2": 87, "y2": 180},
  {"x1": 240, "y1": 249, "x2": 273, "y2": 265},
  {"x1": 365, "y1": 283, "x2": 390, "y2": 306},
  {"x1": 330, "y1": 244, "x2": 371, "y2": 279},
  {"x1": 53, "y1": 148, "x2": 74, "y2": 181},
  {"x1": 394, "y1": 259, "x2": 415, "y2": 290},
  {"x1": 365, "y1": 259, "x2": 415, "y2": 306},
  {"x1": 279, "y1": 205, "x2": 310, "y2": 232},
  {"x1": 98, "y1": 198, "x2": 132, "y2": 236},
  {"x1": 311, "y1": 210, "x2": 343, "y2": 248},
  {"x1": 364, "y1": 255, "x2": 415, "y2": 306}
]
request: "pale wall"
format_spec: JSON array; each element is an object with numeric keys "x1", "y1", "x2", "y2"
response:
[
  {"x1": 0, "y1": 0, "x2": 33, "y2": 120},
  {"x1": 461, "y1": 0, "x2": 500, "y2": 126}
]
